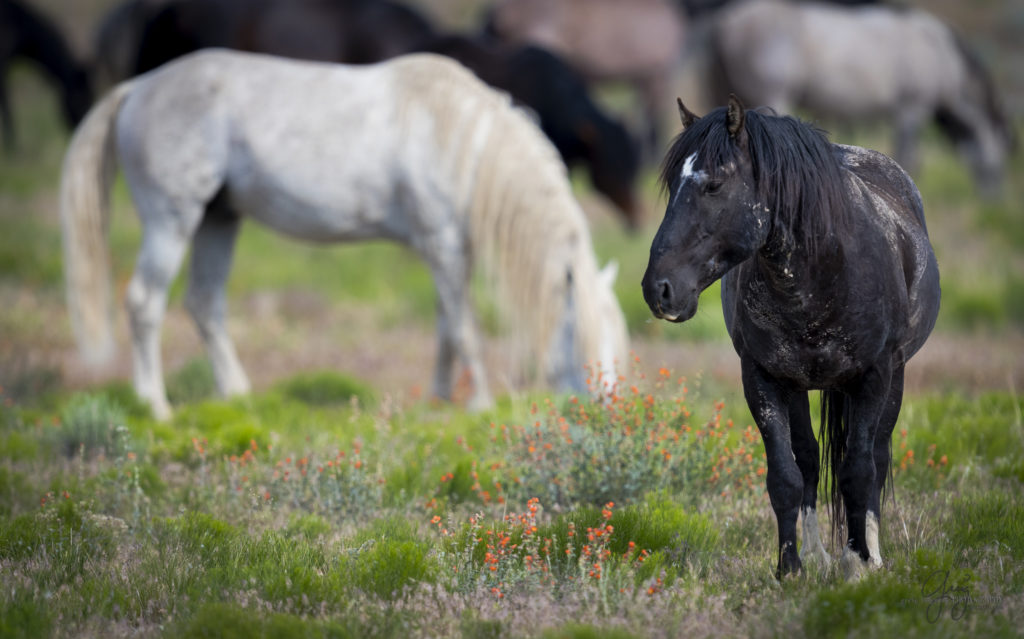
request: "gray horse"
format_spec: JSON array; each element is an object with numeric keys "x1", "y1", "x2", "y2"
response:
[{"x1": 709, "y1": 0, "x2": 1014, "y2": 195}]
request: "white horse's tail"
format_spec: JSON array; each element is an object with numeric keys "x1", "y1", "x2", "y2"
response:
[{"x1": 59, "y1": 81, "x2": 134, "y2": 366}]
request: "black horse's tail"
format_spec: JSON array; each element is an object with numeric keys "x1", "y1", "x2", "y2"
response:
[{"x1": 819, "y1": 389, "x2": 850, "y2": 548}]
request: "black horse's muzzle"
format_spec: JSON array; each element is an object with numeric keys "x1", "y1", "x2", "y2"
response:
[{"x1": 641, "y1": 270, "x2": 699, "y2": 323}]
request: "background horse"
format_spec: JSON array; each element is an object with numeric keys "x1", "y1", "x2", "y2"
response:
[
  {"x1": 642, "y1": 96, "x2": 940, "y2": 579},
  {"x1": 93, "y1": 0, "x2": 641, "y2": 227},
  {"x1": 0, "y1": 0, "x2": 92, "y2": 150},
  {"x1": 420, "y1": 35, "x2": 641, "y2": 228},
  {"x1": 131, "y1": 0, "x2": 436, "y2": 74},
  {"x1": 709, "y1": 0, "x2": 1015, "y2": 196},
  {"x1": 92, "y1": 0, "x2": 166, "y2": 92},
  {"x1": 484, "y1": 0, "x2": 688, "y2": 157},
  {"x1": 60, "y1": 49, "x2": 628, "y2": 420}
]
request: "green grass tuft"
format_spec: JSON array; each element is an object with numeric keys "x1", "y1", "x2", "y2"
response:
[{"x1": 275, "y1": 371, "x2": 376, "y2": 408}]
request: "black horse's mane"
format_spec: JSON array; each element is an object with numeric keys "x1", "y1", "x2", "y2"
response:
[{"x1": 660, "y1": 107, "x2": 852, "y2": 258}]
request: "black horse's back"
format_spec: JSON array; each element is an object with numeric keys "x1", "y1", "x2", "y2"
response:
[{"x1": 835, "y1": 144, "x2": 941, "y2": 360}]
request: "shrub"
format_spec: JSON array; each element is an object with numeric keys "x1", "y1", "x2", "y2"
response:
[
  {"x1": 275, "y1": 371, "x2": 375, "y2": 408},
  {"x1": 55, "y1": 394, "x2": 130, "y2": 459}
]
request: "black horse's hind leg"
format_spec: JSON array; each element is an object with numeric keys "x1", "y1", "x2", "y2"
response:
[
  {"x1": 839, "y1": 365, "x2": 892, "y2": 578},
  {"x1": 866, "y1": 364, "x2": 905, "y2": 568},
  {"x1": 742, "y1": 360, "x2": 803, "y2": 578},
  {"x1": 790, "y1": 392, "x2": 831, "y2": 566}
]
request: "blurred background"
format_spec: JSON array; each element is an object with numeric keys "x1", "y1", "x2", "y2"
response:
[{"x1": 1, "y1": 0, "x2": 1022, "y2": 407}]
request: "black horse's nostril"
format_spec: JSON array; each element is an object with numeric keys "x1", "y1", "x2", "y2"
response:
[{"x1": 657, "y1": 278, "x2": 673, "y2": 304}]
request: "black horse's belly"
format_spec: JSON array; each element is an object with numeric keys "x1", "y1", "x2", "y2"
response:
[{"x1": 723, "y1": 270, "x2": 888, "y2": 390}]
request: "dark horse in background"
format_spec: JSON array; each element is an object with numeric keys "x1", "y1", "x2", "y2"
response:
[
  {"x1": 0, "y1": 0, "x2": 92, "y2": 150},
  {"x1": 642, "y1": 96, "x2": 940, "y2": 579},
  {"x1": 420, "y1": 35, "x2": 641, "y2": 227},
  {"x1": 130, "y1": 0, "x2": 435, "y2": 74},
  {"x1": 92, "y1": 0, "x2": 642, "y2": 227}
]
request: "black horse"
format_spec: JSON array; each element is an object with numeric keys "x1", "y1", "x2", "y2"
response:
[
  {"x1": 642, "y1": 96, "x2": 940, "y2": 579},
  {"x1": 131, "y1": 0, "x2": 436, "y2": 74},
  {"x1": 420, "y1": 35, "x2": 641, "y2": 228},
  {"x1": 0, "y1": 0, "x2": 92, "y2": 150}
]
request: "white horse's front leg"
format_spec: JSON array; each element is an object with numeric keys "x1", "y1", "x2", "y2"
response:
[{"x1": 424, "y1": 231, "x2": 492, "y2": 411}]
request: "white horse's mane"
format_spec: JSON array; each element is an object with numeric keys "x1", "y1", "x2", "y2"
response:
[{"x1": 390, "y1": 55, "x2": 617, "y2": 383}]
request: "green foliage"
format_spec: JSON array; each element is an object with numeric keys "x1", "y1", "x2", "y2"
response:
[
  {"x1": 0, "y1": 499, "x2": 118, "y2": 587},
  {"x1": 948, "y1": 492, "x2": 1024, "y2": 560},
  {"x1": 803, "y1": 572, "x2": 933, "y2": 638},
  {"x1": 0, "y1": 593, "x2": 54, "y2": 639},
  {"x1": 344, "y1": 518, "x2": 439, "y2": 600},
  {"x1": 166, "y1": 358, "x2": 218, "y2": 405},
  {"x1": 0, "y1": 468, "x2": 35, "y2": 516},
  {"x1": 55, "y1": 394, "x2": 131, "y2": 459},
  {"x1": 285, "y1": 513, "x2": 333, "y2": 541},
  {"x1": 275, "y1": 371, "x2": 376, "y2": 408},
  {"x1": 900, "y1": 392, "x2": 1024, "y2": 471},
  {"x1": 166, "y1": 602, "x2": 370, "y2": 639},
  {"x1": 483, "y1": 385, "x2": 763, "y2": 510},
  {"x1": 541, "y1": 624, "x2": 642, "y2": 639}
]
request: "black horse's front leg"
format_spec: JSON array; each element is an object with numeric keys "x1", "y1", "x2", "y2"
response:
[{"x1": 742, "y1": 360, "x2": 803, "y2": 578}]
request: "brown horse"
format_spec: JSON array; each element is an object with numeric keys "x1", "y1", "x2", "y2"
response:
[{"x1": 485, "y1": 0, "x2": 688, "y2": 156}]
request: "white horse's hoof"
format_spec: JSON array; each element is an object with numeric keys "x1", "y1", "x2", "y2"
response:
[
  {"x1": 151, "y1": 401, "x2": 173, "y2": 422},
  {"x1": 466, "y1": 392, "x2": 494, "y2": 413}
]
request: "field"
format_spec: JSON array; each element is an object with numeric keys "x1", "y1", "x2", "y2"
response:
[{"x1": 2, "y1": 1, "x2": 1024, "y2": 637}]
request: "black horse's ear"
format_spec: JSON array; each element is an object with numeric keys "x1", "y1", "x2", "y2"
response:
[
  {"x1": 677, "y1": 97, "x2": 699, "y2": 130},
  {"x1": 726, "y1": 94, "x2": 746, "y2": 139}
]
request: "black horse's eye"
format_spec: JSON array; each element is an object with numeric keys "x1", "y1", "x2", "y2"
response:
[{"x1": 704, "y1": 179, "x2": 724, "y2": 195}]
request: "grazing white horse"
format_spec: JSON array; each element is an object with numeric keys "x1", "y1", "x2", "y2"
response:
[
  {"x1": 60, "y1": 49, "x2": 628, "y2": 419},
  {"x1": 710, "y1": 0, "x2": 1014, "y2": 195}
]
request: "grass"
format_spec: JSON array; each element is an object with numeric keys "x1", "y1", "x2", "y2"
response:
[{"x1": 0, "y1": 370, "x2": 1021, "y2": 638}]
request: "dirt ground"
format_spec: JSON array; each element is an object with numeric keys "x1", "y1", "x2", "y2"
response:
[{"x1": 13, "y1": 285, "x2": 1018, "y2": 411}]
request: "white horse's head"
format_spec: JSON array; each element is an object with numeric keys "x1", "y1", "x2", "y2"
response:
[{"x1": 549, "y1": 259, "x2": 628, "y2": 395}]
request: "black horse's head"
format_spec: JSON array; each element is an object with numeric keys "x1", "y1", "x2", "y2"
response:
[{"x1": 642, "y1": 95, "x2": 768, "y2": 322}]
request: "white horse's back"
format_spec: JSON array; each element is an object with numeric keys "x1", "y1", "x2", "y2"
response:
[{"x1": 117, "y1": 50, "x2": 497, "y2": 243}]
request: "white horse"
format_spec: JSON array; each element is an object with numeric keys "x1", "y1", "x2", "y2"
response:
[
  {"x1": 60, "y1": 49, "x2": 628, "y2": 420},
  {"x1": 709, "y1": 0, "x2": 1014, "y2": 195}
]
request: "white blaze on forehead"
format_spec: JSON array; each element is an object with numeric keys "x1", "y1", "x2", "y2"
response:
[
  {"x1": 672, "y1": 152, "x2": 708, "y2": 205},
  {"x1": 681, "y1": 153, "x2": 699, "y2": 179}
]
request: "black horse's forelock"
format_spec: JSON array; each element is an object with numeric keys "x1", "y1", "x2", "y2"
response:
[{"x1": 660, "y1": 106, "x2": 852, "y2": 258}]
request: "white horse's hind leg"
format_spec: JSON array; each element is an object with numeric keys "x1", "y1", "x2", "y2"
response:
[
  {"x1": 125, "y1": 220, "x2": 191, "y2": 421},
  {"x1": 184, "y1": 204, "x2": 250, "y2": 398}
]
